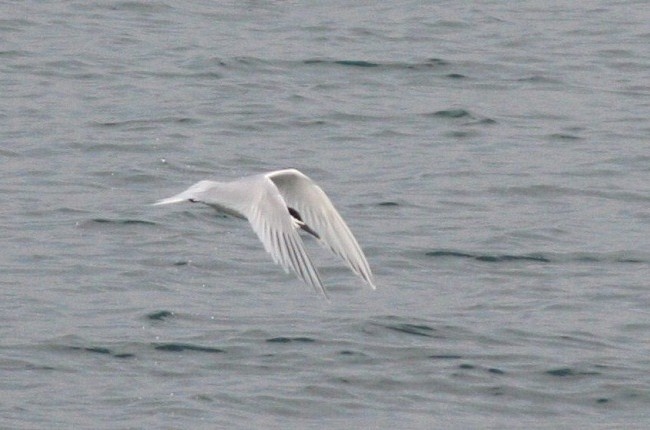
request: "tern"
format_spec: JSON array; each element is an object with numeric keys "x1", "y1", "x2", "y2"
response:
[{"x1": 154, "y1": 169, "x2": 376, "y2": 296}]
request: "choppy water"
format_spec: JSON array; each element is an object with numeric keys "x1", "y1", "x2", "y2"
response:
[{"x1": 2, "y1": 1, "x2": 650, "y2": 428}]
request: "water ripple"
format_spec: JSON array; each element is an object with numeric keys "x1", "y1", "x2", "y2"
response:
[
  {"x1": 153, "y1": 343, "x2": 225, "y2": 354},
  {"x1": 302, "y1": 58, "x2": 448, "y2": 70},
  {"x1": 67, "y1": 346, "x2": 135, "y2": 359},
  {"x1": 266, "y1": 337, "x2": 316, "y2": 344},
  {"x1": 425, "y1": 250, "x2": 648, "y2": 264},
  {"x1": 80, "y1": 218, "x2": 157, "y2": 227},
  {"x1": 146, "y1": 310, "x2": 175, "y2": 321}
]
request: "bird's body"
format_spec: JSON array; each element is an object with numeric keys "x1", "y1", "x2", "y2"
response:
[{"x1": 154, "y1": 169, "x2": 375, "y2": 296}]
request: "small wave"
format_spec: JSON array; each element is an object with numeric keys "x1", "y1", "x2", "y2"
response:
[
  {"x1": 67, "y1": 346, "x2": 135, "y2": 359},
  {"x1": 146, "y1": 310, "x2": 175, "y2": 321},
  {"x1": 332, "y1": 60, "x2": 379, "y2": 68},
  {"x1": 426, "y1": 250, "x2": 551, "y2": 263},
  {"x1": 338, "y1": 350, "x2": 368, "y2": 358},
  {"x1": 545, "y1": 367, "x2": 601, "y2": 377},
  {"x1": 303, "y1": 59, "x2": 378, "y2": 68},
  {"x1": 429, "y1": 354, "x2": 463, "y2": 360},
  {"x1": 426, "y1": 109, "x2": 472, "y2": 119},
  {"x1": 547, "y1": 133, "x2": 583, "y2": 141},
  {"x1": 266, "y1": 336, "x2": 316, "y2": 344},
  {"x1": 420, "y1": 109, "x2": 496, "y2": 124},
  {"x1": 456, "y1": 362, "x2": 507, "y2": 376},
  {"x1": 385, "y1": 323, "x2": 437, "y2": 338},
  {"x1": 82, "y1": 218, "x2": 157, "y2": 226},
  {"x1": 303, "y1": 57, "x2": 448, "y2": 70},
  {"x1": 91, "y1": 117, "x2": 196, "y2": 129},
  {"x1": 153, "y1": 343, "x2": 225, "y2": 354},
  {"x1": 64, "y1": 341, "x2": 225, "y2": 358},
  {"x1": 71, "y1": 346, "x2": 111, "y2": 355},
  {"x1": 367, "y1": 315, "x2": 443, "y2": 339},
  {"x1": 425, "y1": 250, "x2": 648, "y2": 264}
]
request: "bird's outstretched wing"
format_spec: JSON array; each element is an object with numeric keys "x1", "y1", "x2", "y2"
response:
[
  {"x1": 247, "y1": 178, "x2": 326, "y2": 297},
  {"x1": 267, "y1": 169, "x2": 376, "y2": 289}
]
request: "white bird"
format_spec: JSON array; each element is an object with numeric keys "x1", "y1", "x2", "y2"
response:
[{"x1": 154, "y1": 168, "x2": 376, "y2": 296}]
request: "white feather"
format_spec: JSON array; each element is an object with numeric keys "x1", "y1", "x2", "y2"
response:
[{"x1": 267, "y1": 169, "x2": 376, "y2": 289}]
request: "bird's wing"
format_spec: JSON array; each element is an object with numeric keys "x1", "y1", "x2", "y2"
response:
[
  {"x1": 246, "y1": 178, "x2": 326, "y2": 297},
  {"x1": 267, "y1": 169, "x2": 375, "y2": 289},
  {"x1": 153, "y1": 180, "x2": 249, "y2": 219},
  {"x1": 152, "y1": 181, "x2": 217, "y2": 206}
]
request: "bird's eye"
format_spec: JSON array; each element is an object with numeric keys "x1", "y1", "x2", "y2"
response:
[{"x1": 189, "y1": 198, "x2": 198, "y2": 203}]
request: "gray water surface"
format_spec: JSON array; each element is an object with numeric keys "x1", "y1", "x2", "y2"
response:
[{"x1": 2, "y1": 1, "x2": 650, "y2": 429}]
